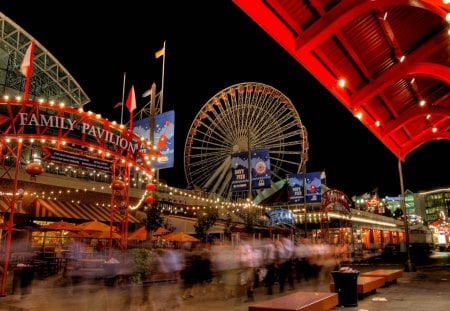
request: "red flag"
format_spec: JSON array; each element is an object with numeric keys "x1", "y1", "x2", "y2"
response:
[
  {"x1": 126, "y1": 86, "x2": 136, "y2": 112},
  {"x1": 20, "y1": 41, "x2": 35, "y2": 76},
  {"x1": 126, "y1": 85, "x2": 136, "y2": 131}
]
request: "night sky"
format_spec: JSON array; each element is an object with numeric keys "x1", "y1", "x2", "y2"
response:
[{"x1": 1, "y1": 0, "x2": 449, "y2": 197}]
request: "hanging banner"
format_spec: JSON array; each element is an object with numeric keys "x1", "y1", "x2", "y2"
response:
[
  {"x1": 231, "y1": 151, "x2": 250, "y2": 192},
  {"x1": 153, "y1": 110, "x2": 175, "y2": 169},
  {"x1": 133, "y1": 110, "x2": 175, "y2": 169},
  {"x1": 288, "y1": 171, "x2": 322, "y2": 203},
  {"x1": 231, "y1": 149, "x2": 271, "y2": 192},
  {"x1": 250, "y1": 149, "x2": 271, "y2": 190}
]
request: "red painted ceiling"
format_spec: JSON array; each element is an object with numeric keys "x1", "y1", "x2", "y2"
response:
[{"x1": 233, "y1": 0, "x2": 450, "y2": 161}]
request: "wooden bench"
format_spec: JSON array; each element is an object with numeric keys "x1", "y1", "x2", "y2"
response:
[
  {"x1": 248, "y1": 291, "x2": 338, "y2": 311},
  {"x1": 330, "y1": 276, "x2": 385, "y2": 297},
  {"x1": 360, "y1": 269, "x2": 403, "y2": 286}
]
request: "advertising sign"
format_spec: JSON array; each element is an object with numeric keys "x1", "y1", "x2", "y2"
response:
[
  {"x1": 288, "y1": 171, "x2": 322, "y2": 203},
  {"x1": 42, "y1": 147, "x2": 112, "y2": 172},
  {"x1": 231, "y1": 151, "x2": 250, "y2": 192},
  {"x1": 133, "y1": 110, "x2": 175, "y2": 169},
  {"x1": 266, "y1": 208, "x2": 295, "y2": 227},
  {"x1": 250, "y1": 149, "x2": 271, "y2": 190},
  {"x1": 231, "y1": 149, "x2": 271, "y2": 192}
]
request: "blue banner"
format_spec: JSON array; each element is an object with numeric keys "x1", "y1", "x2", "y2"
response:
[
  {"x1": 250, "y1": 149, "x2": 271, "y2": 190},
  {"x1": 153, "y1": 111, "x2": 175, "y2": 169},
  {"x1": 133, "y1": 110, "x2": 175, "y2": 169},
  {"x1": 231, "y1": 149, "x2": 271, "y2": 192},
  {"x1": 231, "y1": 151, "x2": 249, "y2": 192},
  {"x1": 288, "y1": 171, "x2": 322, "y2": 203}
]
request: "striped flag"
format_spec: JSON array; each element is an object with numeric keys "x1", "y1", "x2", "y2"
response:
[
  {"x1": 20, "y1": 41, "x2": 35, "y2": 76},
  {"x1": 20, "y1": 41, "x2": 36, "y2": 101}
]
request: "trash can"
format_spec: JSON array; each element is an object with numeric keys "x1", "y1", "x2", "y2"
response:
[{"x1": 331, "y1": 270, "x2": 359, "y2": 307}]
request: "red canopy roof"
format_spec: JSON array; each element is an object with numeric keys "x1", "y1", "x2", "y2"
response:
[{"x1": 233, "y1": 0, "x2": 450, "y2": 160}]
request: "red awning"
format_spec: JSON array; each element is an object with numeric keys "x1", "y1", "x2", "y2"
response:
[
  {"x1": 31, "y1": 198, "x2": 140, "y2": 223},
  {"x1": 233, "y1": 0, "x2": 450, "y2": 160}
]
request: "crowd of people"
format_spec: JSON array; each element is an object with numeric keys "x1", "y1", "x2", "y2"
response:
[
  {"x1": 149, "y1": 236, "x2": 348, "y2": 308},
  {"x1": 5, "y1": 235, "x2": 349, "y2": 310}
]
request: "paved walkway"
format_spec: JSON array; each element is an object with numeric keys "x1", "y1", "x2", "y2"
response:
[{"x1": 0, "y1": 260, "x2": 449, "y2": 311}]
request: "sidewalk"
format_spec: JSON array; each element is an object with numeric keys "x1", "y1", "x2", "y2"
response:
[{"x1": 0, "y1": 262, "x2": 449, "y2": 311}]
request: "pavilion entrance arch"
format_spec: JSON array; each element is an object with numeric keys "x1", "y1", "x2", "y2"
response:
[
  {"x1": 0, "y1": 98, "x2": 159, "y2": 295},
  {"x1": 320, "y1": 189, "x2": 352, "y2": 246}
]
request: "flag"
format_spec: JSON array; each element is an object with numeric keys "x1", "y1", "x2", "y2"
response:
[
  {"x1": 126, "y1": 86, "x2": 136, "y2": 112},
  {"x1": 20, "y1": 41, "x2": 35, "y2": 76},
  {"x1": 113, "y1": 102, "x2": 123, "y2": 109},
  {"x1": 21, "y1": 41, "x2": 36, "y2": 101},
  {"x1": 155, "y1": 45, "x2": 165, "y2": 59},
  {"x1": 142, "y1": 89, "x2": 151, "y2": 98}
]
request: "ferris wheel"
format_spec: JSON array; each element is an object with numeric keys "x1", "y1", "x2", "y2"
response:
[{"x1": 184, "y1": 82, "x2": 308, "y2": 200}]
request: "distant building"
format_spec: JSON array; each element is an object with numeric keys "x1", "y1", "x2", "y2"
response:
[{"x1": 415, "y1": 188, "x2": 450, "y2": 224}]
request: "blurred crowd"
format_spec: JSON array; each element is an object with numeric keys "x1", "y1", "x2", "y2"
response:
[{"x1": 148, "y1": 237, "x2": 347, "y2": 309}]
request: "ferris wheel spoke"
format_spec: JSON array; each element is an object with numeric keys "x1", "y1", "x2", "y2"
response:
[
  {"x1": 204, "y1": 156, "x2": 231, "y2": 189},
  {"x1": 217, "y1": 172, "x2": 232, "y2": 198}
]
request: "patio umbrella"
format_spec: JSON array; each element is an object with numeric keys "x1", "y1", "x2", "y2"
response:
[
  {"x1": 93, "y1": 230, "x2": 121, "y2": 240},
  {"x1": 13, "y1": 221, "x2": 41, "y2": 231},
  {"x1": 154, "y1": 227, "x2": 170, "y2": 236},
  {"x1": 68, "y1": 231, "x2": 93, "y2": 238},
  {"x1": 41, "y1": 220, "x2": 78, "y2": 231},
  {"x1": 127, "y1": 227, "x2": 147, "y2": 241},
  {"x1": 162, "y1": 232, "x2": 199, "y2": 243},
  {"x1": 40, "y1": 221, "x2": 79, "y2": 252},
  {"x1": 127, "y1": 227, "x2": 170, "y2": 241},
  {"x1": 127, "y1": 227, "x2": 159, "y2": 241},
  {"x1": 76, "y1": 220, "x2": 111, "y2": 232}
]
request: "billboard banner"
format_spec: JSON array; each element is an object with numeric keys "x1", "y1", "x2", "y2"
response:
[
  {"x1": 231, "y1": 151, "x2": 250, "y2": 192},
  {"x1": 288, "y1": 171, "x2": 322, "y2": 203},
  {"x1": 153, "y1": 110, "x2": 175, "y2": 169},
  {"x1": 231, "y1": 149, "x2": 271, "y2": 192},
  {"x1": 133, "y1": 110, "x2": 175, "y2": 170},
  {"x1": 250, "y1": 149, "x2": 271, "y2": 190}
]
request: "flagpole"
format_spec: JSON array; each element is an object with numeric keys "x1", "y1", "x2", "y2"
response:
[
  {"x1": 121, "y1": 72, "x2": 126, "y2": 125},
  {"x1": 160, "y1": 40, "x2": 166, "y2": 113},
  {"x1": 23, "y1": 42, "x2": 36, "y2": 101}
]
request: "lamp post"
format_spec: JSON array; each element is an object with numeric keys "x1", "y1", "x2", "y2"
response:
[
  {"x1": 398, "y1": 159, "x2": 416, "y2": 272},
  {"x1": 302, "y1": 163, "x2": 308, "y2": 238},
  {"x1": 247, "y1": 128, "x2": 252, "y2": 201}
]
